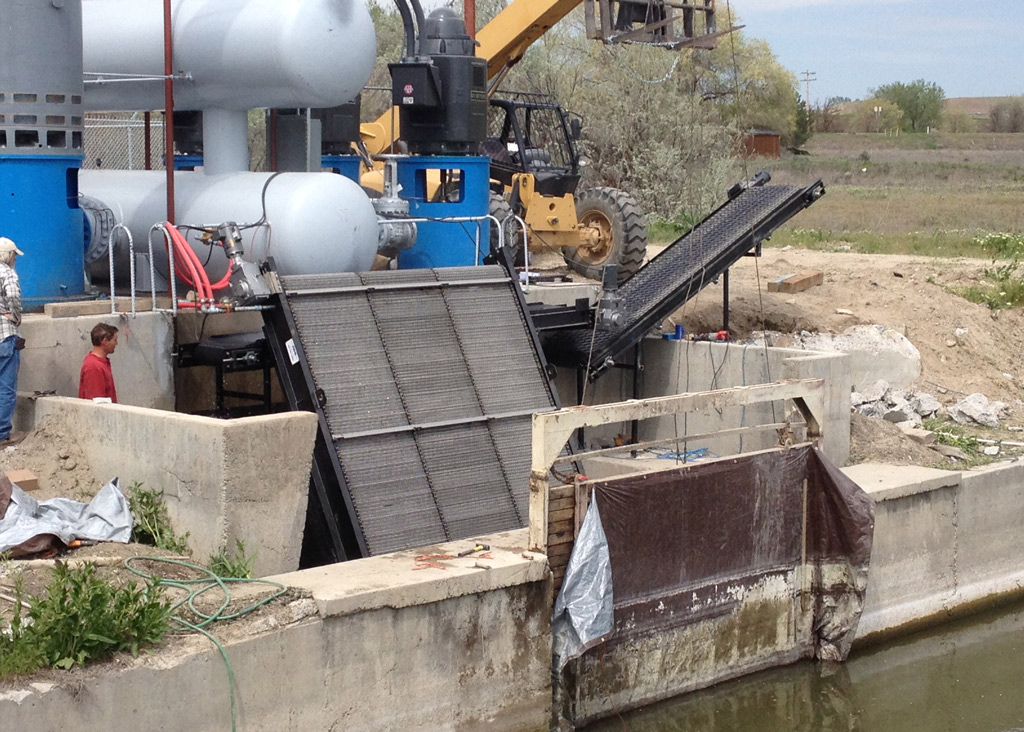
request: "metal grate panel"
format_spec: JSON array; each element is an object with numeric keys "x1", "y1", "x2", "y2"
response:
[{"x1": 275, "y1": 265, "x2": 557, "y2": 558}]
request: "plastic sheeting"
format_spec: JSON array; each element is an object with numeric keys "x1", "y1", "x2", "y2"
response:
[
  {"x1": 0, "y1": 476, "x2": 132, "y2": 556},
  {"x1": 552, "y1": 495, "x2": 614, "y2": 670}
]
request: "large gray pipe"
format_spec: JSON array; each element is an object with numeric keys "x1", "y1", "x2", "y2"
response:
[{"x1": 81, "y1": 0, "x2": 377, "y2": 111}]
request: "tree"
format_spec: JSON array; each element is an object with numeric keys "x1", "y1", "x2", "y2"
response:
[
  {"x1": 988, "y1": 98, "x2": 1024, "y2": 133},
  {"x1": 847, "y1": 98, "x2": 901, "y2": 133},
  {"x1": 792, "y1": 97, "x2": 812, "y2": 147},
  {"x1": 941, "y1": 106, "x2": 976, "y2": 133},
  {"x1": 871, "y1": 80, "x2": 944, "y2": 132}
]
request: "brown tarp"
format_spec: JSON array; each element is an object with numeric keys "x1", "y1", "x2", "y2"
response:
[{"x1": 591, "y1": 445, "x2": 874, "y2": 660}]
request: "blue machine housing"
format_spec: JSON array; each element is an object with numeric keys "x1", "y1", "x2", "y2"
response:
[
  {"x1": 0, "y1": 155, "x2": 85, "y2": 305},
  {"x1": 396, "y1": 155, "x2": 489, "y2": 269}
]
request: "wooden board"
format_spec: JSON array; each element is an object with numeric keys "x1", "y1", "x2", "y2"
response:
[{"x1": 767, "y1": 271, "x2": 824, "y2": 294}]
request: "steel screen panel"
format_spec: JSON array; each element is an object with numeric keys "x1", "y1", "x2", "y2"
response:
[
  {"x1": 279, "y1": 266, "x2": 555, "y2": 556},
  {"x1": 552, "y1": 185, "x2": 807, "y2": 365}
]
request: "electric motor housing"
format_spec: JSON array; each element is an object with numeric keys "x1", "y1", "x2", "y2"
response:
[{"x1": 389, "y1": 8, "x2": 486, "y2": 156}]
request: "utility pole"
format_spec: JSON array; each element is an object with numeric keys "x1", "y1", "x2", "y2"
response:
[
  {"x1": 799, "y1": 70, "x2": 816, "y2": 132},
  {"x1": 799, "y1": 70, "x2": 816, "y2": 105}
]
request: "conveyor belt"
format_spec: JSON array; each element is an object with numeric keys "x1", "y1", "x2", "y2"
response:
[
  {"x1": 545, "y1": 178, "x2": 825, "y2": 376},
  {"x1": 262, "y1": 265, "x2": 559, "y2": 564}
]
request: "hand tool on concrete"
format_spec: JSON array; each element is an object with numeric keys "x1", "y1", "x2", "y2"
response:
[{"x1": 457, "y1": 544, "x2": 490, "y2": 557}]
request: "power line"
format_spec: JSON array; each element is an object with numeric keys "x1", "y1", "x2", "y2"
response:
[{"x1": 799, "y1": 70, "x2": 816, "y2": 104}]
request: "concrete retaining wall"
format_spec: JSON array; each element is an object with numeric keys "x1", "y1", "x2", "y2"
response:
[
  {"x1": 24, "y1": 396, "x2": 317, "y2": 576},
  {"x1": 847, "y1": 461, "x2": 1024, "y2": 642},
  {"x1": 0, "y1": 530, "x2": 552, "y2": 732},
  {"x1": 20, "y1": 311, "x2": 175, "y2": 410},
  {"x1": 557, "y1": 337, "x2": 850, "y2": 466}
]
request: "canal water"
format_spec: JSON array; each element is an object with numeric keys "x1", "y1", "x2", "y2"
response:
[{"x1": 585, "y1": 599, "x2": 1024, "y2": 732}]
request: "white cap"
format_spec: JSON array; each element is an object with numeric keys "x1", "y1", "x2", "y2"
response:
[{"x1": 0, "y1": 238, "x2": 24, "y2": 256}]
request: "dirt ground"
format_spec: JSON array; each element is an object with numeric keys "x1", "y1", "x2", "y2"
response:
[{"x1": 672, "y1": 247, "x2": 1024, "y2": 410}]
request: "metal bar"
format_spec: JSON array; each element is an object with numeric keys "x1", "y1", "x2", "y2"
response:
[
  {"x1": 333, "y1": 407, "x2": 555, "y2": 440},
  {"x1": 282, "y1": 276, "x2": 512, "y2": 297},
  {"x1": 554, "y1": 421, "x2": 789, "y2": 465},
  {"x1": 162, "y1": 0, "x2": 175, "y2": 223}
]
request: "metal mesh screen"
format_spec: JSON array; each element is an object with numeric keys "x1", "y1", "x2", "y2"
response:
[{"x1": 280, "y1": 266, "x2": 556, "y2": 556}]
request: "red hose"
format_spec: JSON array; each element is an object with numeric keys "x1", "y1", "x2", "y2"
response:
[{"x1": 162, "y1": 222, "x2": 212, "y2": 303}]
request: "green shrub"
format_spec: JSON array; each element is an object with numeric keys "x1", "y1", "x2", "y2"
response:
[
  {"x1": 127, "y1": 482, "x2": 191, "y2": 555},
  {"x1": 207, "y1": 539, "x2": 256, "y2": 579},
  {"x1": 0, "y1": 563, "x2": 171, "y2": 677}
]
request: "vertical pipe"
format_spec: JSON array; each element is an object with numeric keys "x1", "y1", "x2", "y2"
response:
[
  {"x1": 722, "y1": 268, "x2": 730, "y2": 332},
  {"x1": 144, "y1": 111, "x2": 152, "y2": 170},
  {"x1": 163, "y1": 0, "x2": 175, "y2": 222},
  {"x1": 269, "y1": 109, "x2": 279, "y2": 171},
  {"x1": 464, "y1": 0, "x2": 476, "y2": 39},
  {"x1": 202, "y1": 109, "x2": 250, "y2": 174}
]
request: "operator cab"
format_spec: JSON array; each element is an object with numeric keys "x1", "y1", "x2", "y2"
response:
[{"x1": 484, "y1": 93, "x2": 581, "y2": 198}]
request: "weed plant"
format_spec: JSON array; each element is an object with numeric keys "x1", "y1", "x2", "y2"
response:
[
  {"x1": 127, "y1": 482, "x2": 191, "y2": 555},
  {"x1": 207, "y1": 539, "x2": 256, "y2": 579},
  {"x1": 0, "y1": 563, "x2": 171, "y2": 678}
]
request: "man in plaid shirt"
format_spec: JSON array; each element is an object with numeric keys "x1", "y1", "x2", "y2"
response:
[{"x1": 0, "y1": 236, "x2": 25, "y2": 445}]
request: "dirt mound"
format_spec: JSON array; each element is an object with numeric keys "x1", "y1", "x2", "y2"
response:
[
  {"x1": 0, "y1": 414, "x2": 103, "y2": 501},
  {"x1": 674, "y1": 248, "x2": 1024, "y2": 422},
  {"x1": 847, "y1": 413, "x2": 947, "y2": 467}
]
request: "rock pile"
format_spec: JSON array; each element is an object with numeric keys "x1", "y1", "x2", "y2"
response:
[{"x1": 851, "y1": 379, "x2": 1009, "y2": 429}]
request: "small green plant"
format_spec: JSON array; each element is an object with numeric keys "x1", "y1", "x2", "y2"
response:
[
  {"x1": 207, "y1": 539, "x2": 256, "y2": 579},
  {"x1": 974, "y1": 232, "x2": 1024, "y2": 259},
  {"x1": 923, "y1": 419, "x2": 981, "y2": 454},
  {"x1": 0, "y1": 563, "x2": 171, "y2": 678},
  {"x1": 127, "y1": 482, "x2": 191, "y2": 555},
  {"x1": 953, "y1": 260, "x2": 1024, "y2": 310}
]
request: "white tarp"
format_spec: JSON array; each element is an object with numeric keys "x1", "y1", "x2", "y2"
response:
[
  {"x1": 0, "y1": 478, "x2": 132, "y2": 553},
  {"x1": 551, "y1": 495, "x2": 614, "y2": 670}
]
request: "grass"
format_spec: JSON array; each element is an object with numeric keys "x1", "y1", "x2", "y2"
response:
[
  {"x1": 0, "y1": 563, "x2": 171, "y2": 678},
  {"x1": 207, "y1": 539, "x2": 256, "y2": 579},
  {"x1": 127, "y1": 482, "x2": 191, "y2": 555}
]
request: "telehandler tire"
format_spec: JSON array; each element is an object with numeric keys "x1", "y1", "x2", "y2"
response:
[{"x1": 565, "y1": 187, "x2": 647, "y2": 283}]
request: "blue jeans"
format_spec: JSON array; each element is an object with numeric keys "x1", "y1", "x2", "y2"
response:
[{"x1": 0, "y1": 335, "x2": 20, "y2": 440}]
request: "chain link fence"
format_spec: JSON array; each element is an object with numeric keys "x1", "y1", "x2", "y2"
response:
[{"x1": 83, "y1": 111, "x2": 270, "y2": 171}]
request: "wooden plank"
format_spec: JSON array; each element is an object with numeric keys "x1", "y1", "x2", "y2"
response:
[
  {"x1": 548, "y1": 507, "x2": 575, "y2": 523},
  {"x1": 549, "y1": 496, "x2": 575, "y2": 513},
  {"x1": 548, "y1": 531, "x2": 574, "y2": 547},
  {"x1": 549, "y1": 485, "x2": 574, "y2": 501},
  {"x1": 767, "y1": 271, "x2": 824, "y2": 294}
]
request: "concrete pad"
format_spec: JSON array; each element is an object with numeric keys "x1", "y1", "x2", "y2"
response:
[
  {"x1": 842, "y1": 463, "x2": 961, "y2": 501},
  {"x1": 271, "y1": 528, "x2": 548, "y2": 617},
  {"x1": 521, "y1": 281, "x2": 598, "y2": 307}
]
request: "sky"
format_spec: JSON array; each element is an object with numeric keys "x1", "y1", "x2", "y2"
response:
[{"x1": 730, "y1": 0, "x2": 1024, "y2": 103}]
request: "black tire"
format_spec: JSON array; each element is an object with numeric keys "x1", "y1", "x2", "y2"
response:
[
  {"x1": 488, "y1": 192, "x2": 525, "y2": 265},
  {"x1": 565, "y1": 187, "x2": 647, "y2": 283}
]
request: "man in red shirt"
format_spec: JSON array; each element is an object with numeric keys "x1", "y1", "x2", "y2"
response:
[{"x1": 79, "y1": 323, "x2": 118, "y2": 402}]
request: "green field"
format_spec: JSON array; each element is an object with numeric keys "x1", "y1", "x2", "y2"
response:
[{"x1": 748, "y1": 132, "x2": 1024, "y2": 258}]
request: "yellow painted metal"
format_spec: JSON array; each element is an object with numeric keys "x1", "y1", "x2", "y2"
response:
[{"x1": 514, "y1": 173, "x2": 579, "y2": 250}]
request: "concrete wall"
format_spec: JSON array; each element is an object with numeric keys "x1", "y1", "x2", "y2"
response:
[
  {"x1": 0, "y1": 530, "x2": 552, "y2": 732},
  {"x1": 557, "y1": 337, "x2": 850, "y2": 466},
  {"x1": 847, "y1": 461, "x2": 1024, "y2": 643},
  {"x1": 19, "y1": 311, "x2": 175, "y2": 410},
  {"x1": 24, "y1": 396, "x2": 317, "y2": 576}
]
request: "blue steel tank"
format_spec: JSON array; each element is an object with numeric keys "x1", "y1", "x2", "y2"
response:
[{"x1": 0, "y1": 0, "x2": 86, "y2": 305}]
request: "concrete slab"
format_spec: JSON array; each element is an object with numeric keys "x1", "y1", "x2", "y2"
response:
[
  {"x1": 271, "y1": 529, "x2": 548, "y2": 617},
  {"x1": 842, "y1": 463, "x2": 962, "y2": 501},
  {"x1": 521, "y1": 281, "x2": 598, "y2": 307}
]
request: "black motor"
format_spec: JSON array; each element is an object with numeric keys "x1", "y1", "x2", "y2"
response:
[{"x1": 389, "y1": 8, "x2": 486, "y2": 155}]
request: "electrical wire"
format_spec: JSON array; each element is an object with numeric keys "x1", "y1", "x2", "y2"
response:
[{"x1": 124, "y1": 556, "x2": 288, "y2": 732}]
